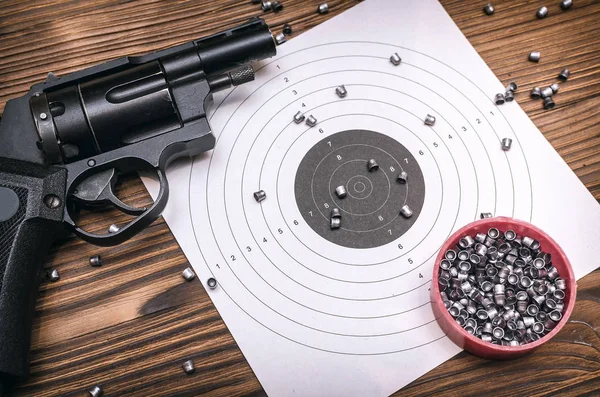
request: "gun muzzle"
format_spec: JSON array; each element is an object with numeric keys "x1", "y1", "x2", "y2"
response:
[{"x1": 194, "y1": 17, "x2": 276, "y2": 74}]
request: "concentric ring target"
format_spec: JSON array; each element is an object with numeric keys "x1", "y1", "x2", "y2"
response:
[{"x1": 186, "y1": 41, "x2": 533, "y2": 354}]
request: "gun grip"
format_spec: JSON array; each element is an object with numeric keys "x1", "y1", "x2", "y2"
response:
[{"x1": 0, "y1": 158, "x2": 66, "y2": 386}]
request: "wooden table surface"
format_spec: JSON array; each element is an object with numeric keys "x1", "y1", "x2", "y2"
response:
[{"x1": 1, "y1": 0, "x2": 600, "y2": 395}]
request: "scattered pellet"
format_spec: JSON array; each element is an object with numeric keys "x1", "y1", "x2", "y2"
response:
[
  {"x1": 317, "y1": 3, "x2": 329, "y2": 14},
  {"x1": 424, "y1": 114, "x2": 436, "y2": 126},
  {"x1": 48, "y1": 269, "x2": 60, "y2": 282},
  {"x1": 330, "y1": 217, "x2": 341, "y2": 229},
  {"x1": 335, "y1": 185, "x2": 347, "y2": 199},
  {"x1": 400, "y1": 204, "x2": 413, "y2": 218},
  {"x1": 558, "y1": 69, "x2": 570, "y2": 81},
  {"x1": 272, "y1": 1, "x2": 283, "y2": 12},
  {"x1": 254, "y1": 190, "x2": 267, "y2": 203},
  {"x1": 540, "y1": 87, "x2": 553, "y2": 99},
  {"x1": 543, "y1": 97, "x2": 555, "y2": 110},
  {"x1": 483, "y1": 3, "x2": 495, "y2": 15},
  {"x1": 560, "y1": 0, "x2": 573, "y2": 10},
  {"x1": 390, "y1": 52, "x2": 402, "y2": 66},
  {"x1": 182, "y1": 267, "x2": 196, "y2": 281},
  {"x1": 89, "y1": 255, "x2": 103, "y2": 267},
  {"x1": 293, "y1": 111, "x2": 305, "y2": 124},
  {"x1": 536, "y1": 6, "x2": 548, "y2": 18},
  {"x1": 367, "y1": 159, "x2": 379, "y2": 172},
  {"x1": 397, "y1": 171, "x2": 408, "y2": 184},
  {"x1": 335, "y1": 85, "x2": 347, "y2": 98},
  {"x1": 261, "y1": 1, "x2": 272, "y2": 11},
  {"x1": 528, "y1": 51, "x2": 541, "y2": 62},
  {"x1": 182, "y1": 359, "x2": 195, "y2": 374}
]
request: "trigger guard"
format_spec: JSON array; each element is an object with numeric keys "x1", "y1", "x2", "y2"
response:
[{"x1": 64, "y1": 166, "x2": 169, "y2": 247}]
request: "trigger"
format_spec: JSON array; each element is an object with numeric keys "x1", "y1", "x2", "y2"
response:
[{"x1": 73, "y1": 169, "x2": 146, "y2": 216}]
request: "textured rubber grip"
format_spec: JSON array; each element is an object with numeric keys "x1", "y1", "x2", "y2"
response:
[{"x1": 0, "y1": 158, "x2": 66, "y2": 385}]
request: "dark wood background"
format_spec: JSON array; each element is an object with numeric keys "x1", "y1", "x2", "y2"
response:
[{"x1": 1, "y1": 0, "x2": 599, "y2": 395}]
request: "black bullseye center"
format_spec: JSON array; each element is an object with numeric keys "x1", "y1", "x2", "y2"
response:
[{"x1": 295, "y1": 129, "x2": 426, "y2": 249}]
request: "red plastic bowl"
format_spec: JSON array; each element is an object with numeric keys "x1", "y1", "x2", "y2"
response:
[{"x1": 431, "y1": 217, "x2": 576, "y2": 359}]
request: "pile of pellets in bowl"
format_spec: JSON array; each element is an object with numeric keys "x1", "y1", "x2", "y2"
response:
[{"x1": 437, "y1": 227, "x2": 566, "y2": 345}]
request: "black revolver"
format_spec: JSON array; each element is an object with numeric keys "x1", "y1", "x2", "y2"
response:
[{"x1": 0, "y1": 17, "x2": 276, "y2": 389}]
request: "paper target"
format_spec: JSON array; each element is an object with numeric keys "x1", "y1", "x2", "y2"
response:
[{"x1": 186, "y1": 41, "x2": 534, "y2": 355}]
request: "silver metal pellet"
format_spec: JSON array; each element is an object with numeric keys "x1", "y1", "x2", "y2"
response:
[
  {"x1": 536, "y1": 6, "x2": 548, "y2": 18},
  {"x1": 390, "y1": 52, "x2": 402, "y2": 66},
  {"x1": 108, "y1": 224, "x2": 120, "y2": 234},
  {"x1": 48, "y1": 269, "x2": 60, "y2": 282},
  {"x1": 335, "y1": 185, "x2": 347, "y2": 199},
  {"x1": 182, "y1": 267, "x2": 196, "y2": 281},
  {"x1": 531, "y1": 86, "x2": 542, "y2": 99},
  {"x1": 541, "y1": 86, "x2": 554, "y2": 98},
  {"x1": 543, "y1": 97, "x2": 555, "y2": 110},
  {"x1": 182, "y1": 359, "x2": 195, "y2": 374},
  {"x1": 504, "y1": 90, "x2": 514, "y2": 102},
  {"x1": 367, "y1": 159, "x2": 379, "y2": 172},
  {"x1": 501, "y1": 137, "x2": 512, "y2": 151},
  {"x1": 89, "y1": 255, "x2": 103, "y2": 267},
  {"x1": 506, "y1": 82, "x2": 518, "y2": 92},
  {"x1": 272, "y1": 1, "x2": 283, "y2": 12},
  {"x1": 528, "y1": 51, "x2": 541, "y2": 62},
  {"x1": 317, "y1": 3, "x2": 329, "y2": 14},
  {"x1": 397, "y1": 171, "x2": 408, "y2": 184},
  {"x1": 424, "y1": 114, "x2": 436, "y2": 126},
  {"x1": 335, "y1": 85, "x2": 347, "y2": 98},
  {"x1": 550, "y1": 83, "x2": 560, "y2": 94},
  {"x1": 254, "y1": 190, "x2": 267, "y2": 202},
  {"x1": 494, "y1": 93, "x2": 505, "y2": 105},
  {"x1": 532, "y1": 322, "x2": 545, "y2": 334},
  {"x1": 261, "y1": 1, "x2": 272, "y2": 11},
  {"x1": 488, "y1": 227, "x2": 500, "y2": 239},
  {"x1": 504, "y1": 229, "x2": 516, "y2": 241},
  {"x1": 274, "y1": 32, "x2": 287, "y2": 45},
  {"x1": 445, "y1": 250, "x2": 457, "y2": 261},
  {"x1": 558, "y1": 68, "x2": 571, "y2": 81},
  {"x1": 399, "y1": 204, "x2": 413, "y2": 218},
  {"x1": 306, "y1": 115, "x2": 317, "y2": 127},
  {"x1": 207, "y1": 277, "x2": 218, "y2": 289},
  {"x1": 331, "y1": 208, "x2": 341, "y2": 218},
  {"x1": 89, "y1": 385, "x2": 103, "y2": 397},
  {"x1": 560, "y1": 0, "x2": 573, "y2": 10},
  {"x1": 458, "y1": 235, "x2": 475, "y2": 248},
  {"x1": 330, "y1": 217, "x2": 341, "y2": 229},
  {"x1": 492, "y1": 327, "x2": 505, "y2": 340},
  {"x1": 483, "y1": 3, "x2": 495, "y2": 15},
  {"x1": 480, "y1": 212, "x2": 493, "y2": 219},
  {"x1": 293, "y1": 111, "x2": 305, "y2": 124}
]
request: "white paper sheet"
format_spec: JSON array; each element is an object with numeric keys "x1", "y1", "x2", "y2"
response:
[{"x1": 143, "y1": 1, "x2": 600, "y2": 395}]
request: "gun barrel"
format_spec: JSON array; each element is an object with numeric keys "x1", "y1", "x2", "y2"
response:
[{"x1": 195, "y1": 17, "x2": 276, "y2": 74}]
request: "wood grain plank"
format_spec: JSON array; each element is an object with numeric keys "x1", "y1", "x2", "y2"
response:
[{"x1": 0, "y1": 0, "x2": 599, "y2": 396}]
